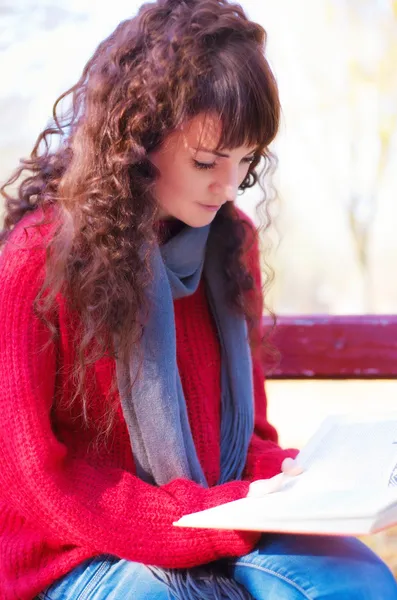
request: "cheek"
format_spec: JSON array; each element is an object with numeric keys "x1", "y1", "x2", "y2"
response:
[
  {"x1": 152, "y1": 152, "x2": 211, "y2": 210},
  {"x1": 165, "y1": 169, "x2": 208, "y2": 204},
  {"x1": 181, "y1": 169, "x2": 208, "y2": 196},
  {"x1": 154, "y1": 163, "x2": 182, "y2": 203},
  {"x1": 239, "y1": 164, "x2": 251, "y2": 184},
  {"x1": 154, "y1": 175, "x2": 189, "y2": 214}
]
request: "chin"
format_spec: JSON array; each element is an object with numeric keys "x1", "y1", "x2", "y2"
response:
[
  {"x1": 183, "y1": 215, "x2": 216, "y2": 228},
  {"x1": 178, "y1": 208, "x2": 219, "y2": 228}
]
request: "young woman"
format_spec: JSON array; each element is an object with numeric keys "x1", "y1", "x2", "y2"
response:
[{"x1": 0, "y1": 0, "x2": 396, "y2": 598}]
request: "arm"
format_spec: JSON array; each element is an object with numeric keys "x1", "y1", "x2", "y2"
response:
[
  {"x1": 243, "y1": 357, "x2": 298, "y2": 481},
  {"x1": 0, "y1": 218, "x2": 258, "y2": 570},
  {"x1": 236, "y1": 210, "x2": 298, "y2": 482}
]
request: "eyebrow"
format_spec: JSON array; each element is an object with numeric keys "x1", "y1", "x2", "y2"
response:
[{"x1": 192, "y1": 146, "x2": 256, "y2": 158}]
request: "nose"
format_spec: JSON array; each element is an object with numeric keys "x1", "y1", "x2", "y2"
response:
[
  {"x1": 224, "y1": 182, "x2": 238, "y2": 202},
  {"x1": 211, "y1": 167, "x2": 239, "y2": 203}
]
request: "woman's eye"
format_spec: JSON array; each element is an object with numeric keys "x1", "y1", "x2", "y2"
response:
[
  {"x1": 193, "y1": 160, "x2": 216, "y2": 170},
  {"x1": 193, "y1": 156, "x2": 256, "y2": 171}
]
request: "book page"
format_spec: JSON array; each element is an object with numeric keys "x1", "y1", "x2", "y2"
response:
[
  {"x1": 175, "y1": 486, "x2": 396, "y2": 532},
  {"x1": 175, "y1": 413, "x2": 397, "y2": 532},
  {"x1": 280, "y1": 413, "x2": 397, "y2": 496}
]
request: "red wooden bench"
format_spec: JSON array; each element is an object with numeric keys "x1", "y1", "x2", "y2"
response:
[
  {"x1": 263, "y1": 315, "x2": 397, "y2": 380},
  {"x1": 262, "y1": 314, "x2": 397, "y2": 574}
]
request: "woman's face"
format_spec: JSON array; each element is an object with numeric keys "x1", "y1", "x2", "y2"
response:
[{"x1": 149, "y1": 113, "x2": 257, "y2": 227}]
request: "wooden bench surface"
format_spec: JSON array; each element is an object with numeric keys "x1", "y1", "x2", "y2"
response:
[{"x1": 262, "y1": 315, "x2": 397, "y2": 379}]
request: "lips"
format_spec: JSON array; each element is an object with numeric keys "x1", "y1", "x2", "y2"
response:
[{"x1": 200, "y1": 203, "x2": 224, "y2": 210}]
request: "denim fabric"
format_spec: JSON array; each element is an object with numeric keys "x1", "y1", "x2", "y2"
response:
[{"x1": 37, "y1": 534, "x2": 397, "y2": 599}]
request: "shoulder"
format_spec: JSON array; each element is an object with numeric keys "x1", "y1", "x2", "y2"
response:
[
  {"x1": 3, "y1": 204, "x2": 58, "y2": 250},
  {"x1": 0, "y1": 205, "x2": 59, "y2": 288}
]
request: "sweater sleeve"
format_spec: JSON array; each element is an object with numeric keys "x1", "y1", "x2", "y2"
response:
[
  {"x1": 237, "y1": 210, "x2": 299, "y2": 482},
  {"x1": 0, "y1": 218, "x2": 259, "y2": 570},
  {"x1": 243, "y1": 357, "x2": 299, "y2": 481}
]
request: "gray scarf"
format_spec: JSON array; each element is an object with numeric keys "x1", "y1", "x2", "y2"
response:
[{"x1": 116, "y1": 222, "x2": 255, "y2": 599}]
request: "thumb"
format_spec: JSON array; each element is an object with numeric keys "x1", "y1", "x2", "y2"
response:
[
  {"x1": 281, "y1": 457, "x2": 304, "y2": 476},
  {"x1": 247, "y1": 473, "x2": 284, "y2": 498}
]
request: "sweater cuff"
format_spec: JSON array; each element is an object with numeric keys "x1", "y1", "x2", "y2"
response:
[
  {"x1": 203, "y1": 481, "x2": 261, "y2": 560},
  {"x1": 243, "y1": 447, "x2": 299, "y2": 482},
  {"x1": 166, "y1": 478, "x2": 259, "y2": 561}
]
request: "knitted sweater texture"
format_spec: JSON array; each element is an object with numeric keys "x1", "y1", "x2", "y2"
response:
[{"x1": 0, "y1": 208, "x2": 296, "y2": 599}]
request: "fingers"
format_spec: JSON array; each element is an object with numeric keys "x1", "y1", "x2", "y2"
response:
[
  {"x1": 247, "y1": 473, "x2": 284, "y2": 498},
  {"x1": 247, "y1": 459, "x2": 304, "y2": 499},
  {"x1": 281, "y1": 457, "x2": 304, "y2": 476}
]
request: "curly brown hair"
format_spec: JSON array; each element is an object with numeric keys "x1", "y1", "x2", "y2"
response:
[{"x1": 0, "y1": 0, "x2": 279, "y2": 425}]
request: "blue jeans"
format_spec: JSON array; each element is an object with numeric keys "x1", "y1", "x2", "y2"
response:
[{"x1": 38, "y1": 534, "x2": 397, "y2": 599}]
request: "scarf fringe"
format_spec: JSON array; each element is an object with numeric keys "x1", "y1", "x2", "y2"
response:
[{"x1": 149, "y1": 565, "x2": 254, "y2": 600}]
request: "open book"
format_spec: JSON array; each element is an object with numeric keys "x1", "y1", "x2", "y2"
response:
[{"x1": 174, "y1": 412, "x2": 397, "y2": 536}]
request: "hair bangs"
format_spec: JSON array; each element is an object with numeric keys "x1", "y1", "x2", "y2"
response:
[{"x1": 192, "y1": 41, "x2": 280, "y2": 153}]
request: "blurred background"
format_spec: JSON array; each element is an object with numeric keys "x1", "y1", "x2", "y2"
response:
[{"x1": 1, "y1": 0, "x2": 397, "y2": 569}]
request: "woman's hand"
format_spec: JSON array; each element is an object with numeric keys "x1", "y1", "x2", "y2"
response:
[
  {"x1": 246, "y1": 457, "x2": 304, "y2": 498},
  {"x1": 281, "y1": 457, "x2": 304, "y2": 476}
]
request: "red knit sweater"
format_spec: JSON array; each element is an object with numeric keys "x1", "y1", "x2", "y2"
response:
[{"x1": 0, "y1": 208, "x2": 296, "y2": 599}]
